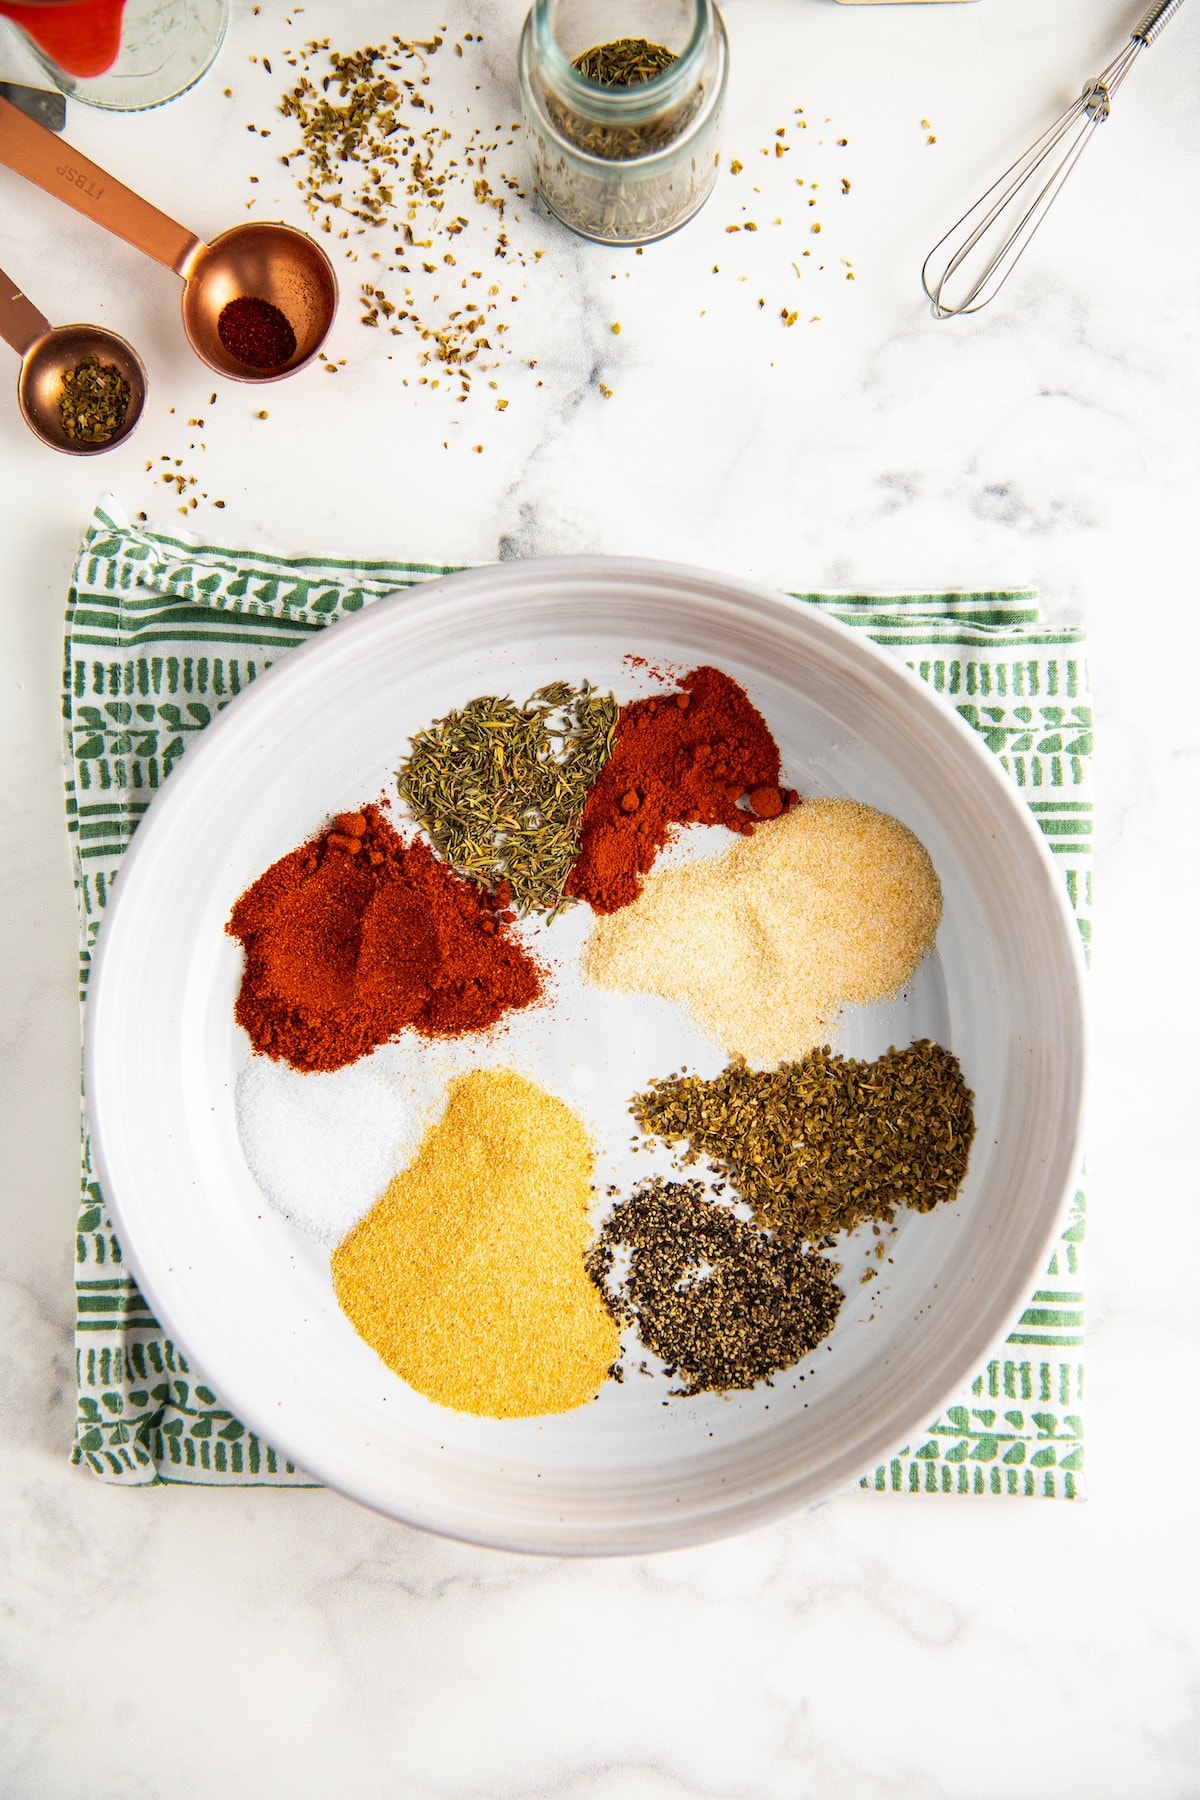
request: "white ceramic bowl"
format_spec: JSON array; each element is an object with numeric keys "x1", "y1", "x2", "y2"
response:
[{"x1": 85, "y1": 557, "x2": 1086, "y2": 1553}]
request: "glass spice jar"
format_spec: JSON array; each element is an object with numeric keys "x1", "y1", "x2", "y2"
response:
[
  {"x1": 7, "y1": 0, "x2": 229, "y2": 111},
  {"x1": 518, "y1": 0, "x2": 728, "y2": 246}
]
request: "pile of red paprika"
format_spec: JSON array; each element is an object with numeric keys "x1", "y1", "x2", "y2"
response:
[
  {"x1": 566, "y1": 664, "x2": 794, "y2": 914},
  {"x1": 229, "y1": 805, "x2": 540, "y2": 1072}
]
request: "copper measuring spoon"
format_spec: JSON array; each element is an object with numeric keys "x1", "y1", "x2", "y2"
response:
[
  {"x1": 1, "y1": 265, "x2": 145, "y2": 452},
  {"x1": 0, "y1": 96, "x2": 336, "y2": 382}
]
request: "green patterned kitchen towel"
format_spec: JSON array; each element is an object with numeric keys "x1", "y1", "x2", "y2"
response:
[{"x1": 65, "y1": 497, "x2": 1088, "y2": 1495}]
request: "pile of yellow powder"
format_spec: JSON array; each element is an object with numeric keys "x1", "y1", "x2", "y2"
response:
[
  {"x1": 584, "y1": 798, "x2": 942, "y2": 1067},
  {"x1": 331, "y1": 1068, "x2": 618, "y2": 1419}
]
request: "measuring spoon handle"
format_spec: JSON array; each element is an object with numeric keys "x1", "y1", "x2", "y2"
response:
[
  {"x1": 0, "y1": 96, "x2": 203, "y2": 277},
  {"x1": 0, "y1": 266, "x2": 51, "y2": 358}
]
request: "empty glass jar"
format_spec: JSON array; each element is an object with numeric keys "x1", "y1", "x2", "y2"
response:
[{"x1": 519, "y1": 0, "x2": 728, "y2": 245}]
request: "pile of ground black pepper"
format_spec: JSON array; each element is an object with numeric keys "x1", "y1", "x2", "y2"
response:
[
  {"x1": 632, "y1": 1040, "x2": 975, "y2": 1243},
  {"x1": 586, "y1": 1177, "x2": 843, "y2": 1395}
]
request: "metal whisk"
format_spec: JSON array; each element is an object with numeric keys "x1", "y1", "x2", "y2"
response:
[{"x1": 921, "y1": 0, "x2": 1186, "y2": 318}]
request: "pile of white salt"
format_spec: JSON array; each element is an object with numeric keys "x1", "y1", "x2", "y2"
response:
[{"x1": 235, "y1": 1056, "x2": 438, "y2": 1245}]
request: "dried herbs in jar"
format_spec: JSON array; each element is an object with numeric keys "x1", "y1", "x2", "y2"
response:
[{"x1": 518, "y1": 0, "x2": 728, "y2": 244}]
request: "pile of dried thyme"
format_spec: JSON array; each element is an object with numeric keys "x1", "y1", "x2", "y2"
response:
[
  {"x1": 586, "y1": 1177, "x2": 843, "y2": 1394},
  {"x1": 59, "y1": 356, "x2": 130, "y2": 445},
  {"x1": 632, "y1": 1041, "x2": 975, "y2": 1242},
  {"x1": 396, "y1": 682, "x2": 618, "y2": 915}
]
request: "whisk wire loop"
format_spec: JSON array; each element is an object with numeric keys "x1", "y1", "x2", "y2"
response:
[{"x1": 921, "y1": 3, "x2": 1182, "y2": 318}]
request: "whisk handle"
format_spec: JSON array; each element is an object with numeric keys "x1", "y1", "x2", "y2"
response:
[{"x1": 1131, "y1": 0, "x2": 1185, "y2": 44}]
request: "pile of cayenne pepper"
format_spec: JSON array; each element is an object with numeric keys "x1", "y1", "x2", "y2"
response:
[
  {"x1": 228, "y1": 804, "x2": 541, "y2": 1072},
  {"x1": 565, "y1": 665, "x2": 795, "y2": 915},
  {"x1": 217, "y1": 296, "x2": 298, "y2": 371}
]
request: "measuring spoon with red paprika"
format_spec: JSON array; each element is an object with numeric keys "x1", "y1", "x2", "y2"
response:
[{"x1": 0, "y1": 95, "x2": 336, "y2": 382}]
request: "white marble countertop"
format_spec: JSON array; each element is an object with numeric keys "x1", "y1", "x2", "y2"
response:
[{"x1": 3, "y1": 0, "x2": 1199, "y2": 1793}]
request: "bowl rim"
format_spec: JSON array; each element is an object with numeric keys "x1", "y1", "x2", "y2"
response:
[{"x1": 84, "y1": 553, "x2": 1088, "y2": 1553}]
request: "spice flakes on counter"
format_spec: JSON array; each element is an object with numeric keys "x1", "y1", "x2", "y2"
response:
[
  {"x1": 140, "y1": 396, "x2": 228, "y2": 516},
  {"x1": 585, "y1": 798, "x2": 941, "y2": 1066},
  {"x1": 243, "y1": 28, "x2": 864, "y2": 426},
  {"x1": 333, "y1": 1068, "x2": 619, "y2": 1418},
  {"x1": 267, "y1": 33, "x2": 536, "y2": 405},
  {"x1": 565, "y1": 665, "x2": 792, "y2": 916},
  {"x1": 397, "y1": 682, "x2": 618, "y2": 916},
  {"x1": 587, "y1": 1177, "x2": 843, "y2": 1395},
  {"x1": 227, "y1": 804, "x2": 543, "y2": 1073},
  {"x1": 633, "y1": 1040, "x2": 976, "y2": 1243},
  {"x1": 718, "y1": 104, "x2": 859, "y2": 327}
]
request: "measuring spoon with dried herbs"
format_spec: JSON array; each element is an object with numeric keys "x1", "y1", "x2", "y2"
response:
[{"x1": 0, "y1": 264, "x2": 145, "y2": 453}]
